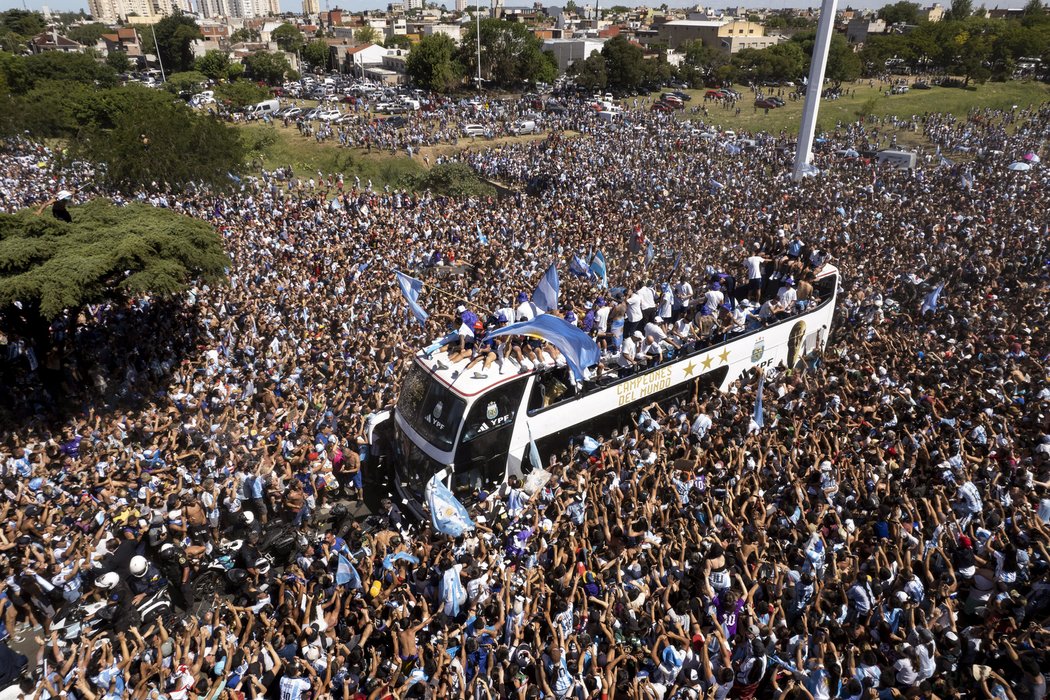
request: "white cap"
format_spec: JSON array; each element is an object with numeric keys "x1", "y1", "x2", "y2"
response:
[{"x1": 56, "y1": 190, "x2": 72, "y2": 201}]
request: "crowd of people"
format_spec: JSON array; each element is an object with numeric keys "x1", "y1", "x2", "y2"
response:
[{"x1": 0, "y1": 90, "x2": 1048, "y2": 700}]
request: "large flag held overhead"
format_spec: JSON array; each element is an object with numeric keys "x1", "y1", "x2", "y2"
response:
[
  {"x1": 395, "y1": 271, "x2": 428, "y2": 326},
  {"x1": 532, "y1": 263, "x2": 560, "y2": 312},
  {"x1": 487, "y1": 314, "x2": 600, "y2": 382},
  {"x1": 476, "y1": 223, "x2": 489, "y2": 245},
  {"x1": 426, "y1": 475, "x2": 475, "y2": 537},
  {"x1": 589, "y1": 250, "x2": 608, "y2": 288}
]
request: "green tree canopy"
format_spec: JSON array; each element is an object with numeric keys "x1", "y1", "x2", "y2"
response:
[
  {"x1": 1, "y1": 51, "x2": 117, "y2": 94},
  {"x1": 1, "y1": 10, "x2": 45, "y2": 38},
  {"x1": 406, "y1": 34, "x2": 463, "y2": 92},
  {"x1": 194, "y1": 49, "x2": 231, "y2": 80},
  {"x1": 355, "y1": 26, "x2": 381, "y2": 45},
  {"x1": 73, "y1": 95, "x2": 245, "y2": 194},
  {"x1": 302, "y1": 39, "x2": 331, "y2": 71},
  {"x1": 65, "y1": 22, "x2": 109, "y2": 46},
  {"x1": 271, "y1": 22, "x2": 304, "y2": 52},
  {"x1": 241, "y1": 50, "x2": 293, "y2": 85},
  {"x1": 878, "y1": 1, "x2": 921, "y2": 25},
  {"x1": 106, "y1": 50, "x2": 132, "y2": 73},
  {"x1": 601, "y1": 35, "x2": 647, "y2": 90},
  {"x1": 215, "y1": 79, "x2": 269, "y2": 107},
  {"x1": 460, "y1": 18, "x2": 555, "y2": 88},
  {"x1": 0, "y1": 200, "x2": 227, "y2": 356},
  {"x1": 165, "y1": 70, "x2": 208, "y2": 96},
  {"x1": 568, "y1": 49, "x2": 607, "y2": 89},
  {"x1": 386, "y1": 34, "x2": 412, "y2": 50},
  {"x1": 143, "y1": 13, "x2": 202, "y2": 74},
  {"x1": 947, "y1": 0, "x2": 974, "y2": 20}
]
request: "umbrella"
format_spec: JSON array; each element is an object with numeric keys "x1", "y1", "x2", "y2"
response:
[
  {"x1": 1024, "y1": 152, "x2": 1041, "y2": 163},
  {"x1": 1007, "y1": 162, "x2": 1032, "y2": 171}
]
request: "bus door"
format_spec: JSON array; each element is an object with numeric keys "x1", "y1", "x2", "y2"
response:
[{"x1": 453, "y1": 378, "x2": 528, "y2": 493}]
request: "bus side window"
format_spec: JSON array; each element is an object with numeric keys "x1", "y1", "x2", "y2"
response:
[{"x1": 527, "y1": 367, "x2": 577, "y2": 414}]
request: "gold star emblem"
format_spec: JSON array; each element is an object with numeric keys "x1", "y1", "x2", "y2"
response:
[
  {"x1": 700, "y1": 355, "x2": 713, "y2": 370},
  {"x1": 717, "y1": 348, "x2": 731, "y2": 364},
  {"x1": 683, "y1": 361, "x2": 697, "y2": 377}
]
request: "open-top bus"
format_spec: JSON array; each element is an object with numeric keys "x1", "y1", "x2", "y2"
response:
[{"x1": 367, "y1": 264, "x2": 839, "y2": 517}]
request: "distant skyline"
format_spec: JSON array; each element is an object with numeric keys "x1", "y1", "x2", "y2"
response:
[{"x1": 1, "y1": 0, "x2": 903, "y2": 18}]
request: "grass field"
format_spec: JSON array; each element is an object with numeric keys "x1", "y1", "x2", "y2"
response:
[
  {"x1": 676, "y1": 79, "x2": 1050, "y2": 142},
  {"x1": 234, "y1": 78, "x2": 1050, "y2": 185},
  {"x1": 238, "y1": 122, "x2": 425, "y2": 187}
]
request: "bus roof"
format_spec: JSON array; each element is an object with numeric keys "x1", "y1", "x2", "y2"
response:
[{"x1": 414, "y1": 348, "x2": 542, "y2": 399}]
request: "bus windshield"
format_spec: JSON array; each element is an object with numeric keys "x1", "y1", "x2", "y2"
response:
[{"x1": 396, "y1": 363, "x2": 466, "y2": 452}]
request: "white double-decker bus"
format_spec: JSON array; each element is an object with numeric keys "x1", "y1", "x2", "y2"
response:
[{"x1": 368, "y1": 264, "x2": 839, "y2": 516}]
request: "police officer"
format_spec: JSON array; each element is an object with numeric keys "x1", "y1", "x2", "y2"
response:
[
  {"x1": 157, "y1": 543, "x2": 194, "y2": 609},
  {"x1": 128, "y1": 555, "x2": 167, "y2": 600}
]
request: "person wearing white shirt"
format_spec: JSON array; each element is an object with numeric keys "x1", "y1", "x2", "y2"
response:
[
  {"x1": 625, "y1": 290, "x2": 644, "y2": 338},
  {"x1": 777, "y1": 280, "x2": 798, "y2": 310},
  {"x1": 638, "y1": 282, "x2": 657, "y2": 322},
  {"x1": 674, "y1": 277, "x2": 693, "y2": 313},
  {"x1": 744, "y1": 252, "x2": 769, "y2": 301},
  {"x1": 618, "y1": 333, "x2": 639, "y2": 371},
  {"x1": 704, "y1": 283, "x2": 724, "y2": 311}
]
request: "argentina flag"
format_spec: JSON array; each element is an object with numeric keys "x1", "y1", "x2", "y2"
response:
[
  {"x1": 426, "y1": 475, "x2": 475, "y2": 537},
  {"x1": 395, "y1": 271, "x2": 429, "y2": 326},
  {"x1": 589, "y1": 250, "x2": 608, "y2": 288},
  {"x1": 532, "y1": 263, "x2": 560, "y2": 312}
]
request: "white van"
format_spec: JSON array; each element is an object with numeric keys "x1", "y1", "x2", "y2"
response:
[
  {"x1": 247, "y1": 99, "x2": 280, "y2": 119},
  {"x1": 876, "y1": 149, "x2": 917, "y2": 169},
  {"x1": 596, "y1": 111, "x2": 617, "y2": 122},
  {"x1": 511, "y1": 119, "x2": 539, "y2": 134}
]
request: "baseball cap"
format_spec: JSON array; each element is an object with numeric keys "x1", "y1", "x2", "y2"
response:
[{"x1": 633, "y1": 331, "x2": 643, "y2": 339}]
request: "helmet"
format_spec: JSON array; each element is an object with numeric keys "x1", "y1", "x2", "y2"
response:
[
  {"x1": 243, "y1": 511, "x2": 255, "y2": 525},
  {"x1": 130, "y1": 556, "x2": 148, "y2": 577},
  {"x1": 95, "y1": 572, "x2": 120, "y2": 590}
]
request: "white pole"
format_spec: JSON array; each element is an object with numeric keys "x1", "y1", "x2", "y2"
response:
[
  {"x1": 792, "y1": 0, "x2": 838, "y2": 180},
  {"x1": 150, "y1": 23, "x2": 166, "y2": 84},
  {"x1": 476, "y1": 2, "x2": 482, "y2": 91}
]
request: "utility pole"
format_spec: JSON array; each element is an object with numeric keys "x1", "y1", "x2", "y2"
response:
[
  {"x1": 150, "y1": 23, "x2": 167, "y2": 83},
  {"x1": 792, "y1": 0, "x2": 838, "y2": 180},
  {"x1": 475, "y1": 0, "x2": 482, "y2": 91}
]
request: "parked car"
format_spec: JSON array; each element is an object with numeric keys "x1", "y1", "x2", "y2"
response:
[
  {"x1": 651, "y1": 102, "x2": 673, "y2": 112},
  {"x1": 462, "y1": 123, "x2": 487, "y2": 136},
  {"x1": 755, "y1": 98, "x2": 778, "y2": 109},
  {"x1": 913, "y1": 81, "x2": 931, "y2": 89},
  {"x1": 316, "y1": 109, "x2": 342, "y2": 122},
  {"x1": 891, "y1": 85, "x2": 910, "y2": 94},
  {"x1": 671, "y1": 91, "x2": 693, "y2": 102}
]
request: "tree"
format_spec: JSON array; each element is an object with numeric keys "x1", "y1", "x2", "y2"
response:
[
  {"x1": 73, "y1": 97, "x2": 245, "y2": 193},
  {"x1": 946, "y1": 0, "x2": 973, "y2": 20},
  {"x1": 302, "y1": 39, "x2": 331, "y2": 71},
  {"x1": 386, "y1": 34, "x2": 412, "y2": 50},
  {"x1": 105, "y1": 50, "x2": 131, "y2": 73},
  {"x1": 241, "y1": 50, "x2": 293, "y2": 85},
  {"x1": 195, "y1": 49, "x2": 231, "y2": 81},
  {"x1": 878, "y1": 1, "x2": 921, "y2": 25},
  {"x1": 565, "y1": 0, "x2": 578, "y2": 12},
  {"x1": 601, "y1": 35, "x2": 647, "y2": 90},
  {"x1": 65, "y1": 22, "x2": 109, "y2": 46},
  {"x1": 406, "y1": 34, "x2": 463, "y2": 92},
  {"x1": 271, "y1": 22, "x2": 304, "y2": 53},
  {"x1": 0, "y1": 200, "x2": 228, "y2": 362},
  {"x1": 4, "y1": 51, "x2": 117, "y2": 94},
  {"x1": 355, "y1": 26, "x2": 381, "y2": 45},
  {"x1": 230, "y1": 27, "x2": 259, "y2": 43},
  {"x1": 215, "y1": 79, "x2": 269, "y2": 107},
  {"x1": 143, "y1": 13, "x2": 202, "y2": 74},
  {"x1": 569, "y1": 49, "x2": 607, "y2": 89},
  {"x1": 164, "y1": 70, "x2": 208, "y2": 96},
  {"x1": 1, "y1": 10, "x2": 45, "y2": 38},
  {"x1": 460, "y1": 18, "x2": 555, "y2": 88}
]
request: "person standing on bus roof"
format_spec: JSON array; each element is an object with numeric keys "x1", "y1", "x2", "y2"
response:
[
  {"x1": 625, "y1": 287, "x2": 644, "y2": 339},
  {"x1": 744, "y1": 249, "x2": 770, "y2": 302},
  {"x1": 618, "y1": 331, "x2": 640, "y2": 374},
  {"x1": 516, "y1": 292, "x2": 540, "y2": 322}
]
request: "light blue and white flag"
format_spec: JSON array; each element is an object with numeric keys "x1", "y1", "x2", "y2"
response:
[
  {"x1": 476, "y1": 223, "x2": 489, "y2": 245},
  {"x1": 532, "y1": 263, "x2": 560, "y2": 312},
  {"x1": 427, "y1": 475, "x2": 475, "y2": 537},
  {"x1": 753, "y1": 372, "x2": 765, "y2": 430},
  {"x1": 395, "y1": 271, "x2": 428, "y2": 326},
  {"x1": 589, "y1": 250, "x2": 608, "y2": 288},
  {"x1": 383, "y1": 552, "x2": 422, "y2": 570},
  {"x1": 335, "y1": 553, "x2": 362, "y2": 589},
  {"x1": 920, "y1": 282, "x2": 945, "y2": 315},
  {"x1": 569, "y1": 254, "x2": 590, "y2": 279}
]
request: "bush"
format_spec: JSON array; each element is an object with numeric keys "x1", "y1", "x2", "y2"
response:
[{"x1": 404, "y1": 163, "x2": 495, "y2": 198}]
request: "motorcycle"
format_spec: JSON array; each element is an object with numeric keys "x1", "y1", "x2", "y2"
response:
[{"x1": 50, "y1": 589, "x2": 174, "y2": 648}]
